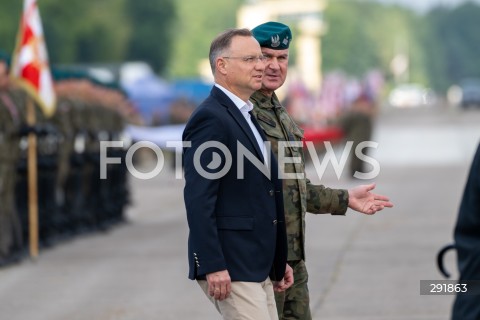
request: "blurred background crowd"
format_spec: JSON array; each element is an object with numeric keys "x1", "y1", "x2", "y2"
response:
[{"x1": 0, "y1": 55, "x2": 135, "y2": 265}]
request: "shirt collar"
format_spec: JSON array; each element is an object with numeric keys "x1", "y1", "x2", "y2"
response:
[{"x1": 215, "y1": 83, "x2": 252, "y2": 113}]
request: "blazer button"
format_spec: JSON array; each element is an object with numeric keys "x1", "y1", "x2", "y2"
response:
[
  {"x1": 269, "y1": 189, "x2": 274, "y2": 196},
  {"x1": 272, "y1": 219, "x2": 278, "y2": 225}
]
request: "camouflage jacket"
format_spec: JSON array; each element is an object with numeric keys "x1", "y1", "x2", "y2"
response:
[
  {"x1": 0, "y1": 89, "x2": 23, "y2": 163},
  {"x1": 250, "y1": 91, "x2": 349, "y2": 261}
]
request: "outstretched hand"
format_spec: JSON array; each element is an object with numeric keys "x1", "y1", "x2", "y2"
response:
[{"x1": 348, "y1": 183, "x2": 393, "y2": 215}]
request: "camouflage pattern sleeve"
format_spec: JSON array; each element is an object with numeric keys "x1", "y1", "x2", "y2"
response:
[{"x1": 306, "y1": 178, "x2": 348, "y2": 215}]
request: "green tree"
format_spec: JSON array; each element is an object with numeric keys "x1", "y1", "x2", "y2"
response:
[
  {"x1": 0, "y1": 1, "x2": 22, "y2": 55},
  {"x1": 42, "y1": 0, "x2": 130, "y2": 63},
  {"x1": 167, "y1": 0, "x2": 243, "y2": 78},
  {"x1": 0, "y1": 0, "x2": 177, "y2": 75},
  {"x1": 124, "y1": 0, "x2": 177, "y2": 73},
  {"x1": 323, "y1": 1, "x2": 381, "y2": 77},
  {"x1": 422, "y1": 7, "x2": 450, "y2": 91},
  {"x1": 323, "y1": 1, "x2": 428, "y2": 85},
  {"x1": 425, "y1": 2, "x2": 480, "y2": 90}
]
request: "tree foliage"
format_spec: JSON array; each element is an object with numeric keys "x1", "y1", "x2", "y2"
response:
[
  {"x1": 323, "y1": 0, "x2": 480, "y2": 92},
  {"x1": 124, "y1": 0, "x2": 176, "y2": 72},
  {"x1": 166, "y1": 0, "x2": 244, "y2": 78},
  {"x1": 323, "y1": 1, "x2": 429, "y2": 85},
  {"x1": 0, "y1": 0, "x2": 176, "y2": 74},
  {"x1": 425, "y1": 3, "x2": 480, "y2": 91},
  {"x1": 1, "y1": 0, "x2": 480, "y2": 91},
  {"x1": 0, "y1": 1, "x2": 23, "y2": 54}
]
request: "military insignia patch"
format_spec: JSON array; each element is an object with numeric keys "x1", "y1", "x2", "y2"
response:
[{"x1": 271, "y1": 35, "x2": 280, "y2": 48}]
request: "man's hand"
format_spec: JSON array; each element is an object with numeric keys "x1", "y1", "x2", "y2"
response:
[
  {"x1": 206, "y1": 270, "x2": 231, "y2": 301},
  {"x1": 273, "y1": 263, "x2": 294, "y2": 292},
  {"x1": 348, "y1": 183, "x2": 394, "y2": 215}
]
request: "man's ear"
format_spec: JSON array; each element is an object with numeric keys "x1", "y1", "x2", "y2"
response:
[{"x1": 216, "y1": 58, "x2": 228, "y2": 75}]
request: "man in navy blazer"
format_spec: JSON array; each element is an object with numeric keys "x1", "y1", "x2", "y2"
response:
[{"x1": 183, "y1": 28, "x2": 293, "y2": 319}]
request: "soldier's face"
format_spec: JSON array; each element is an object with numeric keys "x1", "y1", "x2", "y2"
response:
[{"x1": 260, "y1": 47, "x2": 289, "y2": 95}]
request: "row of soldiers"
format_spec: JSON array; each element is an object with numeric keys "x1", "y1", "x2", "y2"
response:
[{"x1": 0, "y1": 54, "x2": 138, "y2": 266}]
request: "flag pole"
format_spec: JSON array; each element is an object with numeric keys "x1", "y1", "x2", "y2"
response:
[
  {"x1": 10, "y1": 0, "x2": 56, "y2": 259},
  {"x1": 26, "y1": 96, "x2": 39, "y2": 259}
]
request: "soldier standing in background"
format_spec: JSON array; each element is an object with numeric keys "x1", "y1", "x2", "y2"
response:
[
  {"x1": 53, "y1": 76, "x2": 130, "y2": 232},
  {"x1": 0, "y1": 62, "x2": 134, "y2": 266},
  {"x1": 52, "y1": 80, "x2": 76, "y2": 235},
  {"x1": 0, "y1": 56, "x2": 24, "y2": 264},
  {"x1": 57, "y1": 79, "x2": 90, "y2": 233},
  {"x1": 337, "y1": 93, "x2": 375, "y2": 178},
  {"x1": 250, "y1": 22, "x2": 394, "y2": 319},
  {"x1": 36, "y1": 100, "x2": 62, "y2": 245}
]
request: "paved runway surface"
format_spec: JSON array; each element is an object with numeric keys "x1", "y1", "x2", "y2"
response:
[{"x1": 0, "y1": 105, "x2": 479, "y2": 320}]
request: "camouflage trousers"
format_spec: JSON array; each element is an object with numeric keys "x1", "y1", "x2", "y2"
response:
[
  {"x1": 349, "y1": 141, "x2": 368, "y2": 177},
  {"x1": 0, "y1": 163, "x2": 23, "y2": 261},
  {"x1": 275, "y1": 260, "x2": 312, "y2": 320}
]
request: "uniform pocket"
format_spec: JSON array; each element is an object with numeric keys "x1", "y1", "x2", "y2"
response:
[{"x1": 216, "y1": 216, "x2": 254, "y2": 230}]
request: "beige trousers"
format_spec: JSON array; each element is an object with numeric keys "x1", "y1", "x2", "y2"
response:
[{"x1": 198, "y1": 278, "x2": 278, "y2": 320}]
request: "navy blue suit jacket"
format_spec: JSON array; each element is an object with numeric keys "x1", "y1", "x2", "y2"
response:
[{"x1": 183, "y1": 86, "x2": 287, "y2": 282}]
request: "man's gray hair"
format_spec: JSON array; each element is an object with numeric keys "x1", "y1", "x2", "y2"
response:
[{"x1": 209, "y1": 28, "x2": 252, "y2": 74}]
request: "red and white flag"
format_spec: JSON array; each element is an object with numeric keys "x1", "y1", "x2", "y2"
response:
[{"x1": 10, "y1": 0, "x2": 56, "y2": 117}]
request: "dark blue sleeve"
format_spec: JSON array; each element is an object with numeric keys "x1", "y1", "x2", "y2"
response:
[{"x1": 183, "y1": 108, "x2": 228, "y2": 277}]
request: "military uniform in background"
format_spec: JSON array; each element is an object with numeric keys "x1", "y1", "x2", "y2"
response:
[
  {"x1": 103, "y1": 107, "x2": 129, "y2": 224},
  {"x1": 53, "y1": 96, "x2": 76, "y2": 235},
  {"x1": 67, "y1": 97, "x2": 91, "y2": 233},
  {"x1": 82, "y1": 101, "x2": 103, "y2": 230},
  {"x1": 337, "y1": 95, "x2": 374, "y2": 178},
  {"x1": 37, "y1": 104, "x2": 63, "y2": 245},
  {"x1": 0, "y1": 87, "x2": 25, "y2": 264},
  {"x1": 53, "y1": 76, "x2": 130, "y2": 235},
  {"x1": 251, "y1": 91, "x2": 349, "y2": 320},
  {"x1": 95, "y1": 105, "x2": 122, "y2": 229},
  {"x1": 13, "y1": 94, "x2": 62, "y2": 247},
  {"x1": 0, "y1": 62, "x2": 133, "y2": 267}
]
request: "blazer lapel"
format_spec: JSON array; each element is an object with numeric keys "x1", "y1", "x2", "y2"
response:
[
  {"x1": 211, "y1": 87, "x2": 265, "y2": 162},
  {"x1": 250, "y1": 112, "x2": 268, "y2": 142}
]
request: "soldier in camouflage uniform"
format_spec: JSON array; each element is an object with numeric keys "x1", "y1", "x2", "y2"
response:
[
  {"x1": 337, "y1": 94, "x2": 374, "y2": 178},
  {"x1": 0, "y1": 57, "x2": 24, "y2": 264},
  {"x1": 251, "y1": 22, "x2": 394, "y2": 320}
]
